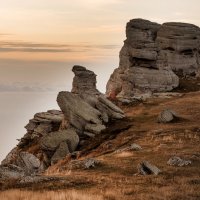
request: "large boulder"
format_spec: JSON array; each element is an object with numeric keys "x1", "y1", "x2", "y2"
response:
[
  {"x1": 40, "y1": 129, "x2": 79, "y2": 165},
  {"x1": 57, "y1": 91, "x2": 125, "y2": 138},
  {"x1": 106, "y1": 19, "x2": 200, "y2": 100},
  {"x1": 0, "y1": 152, "x2": 43, "y2": 180},
  {"x1": 18, "y1": 110, "x2": 63, "y2": 148},
  {"x1": 57, "y1": 65, "x2": 125, "y2": 138}
]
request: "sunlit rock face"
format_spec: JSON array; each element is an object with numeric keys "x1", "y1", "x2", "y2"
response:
[
  {"x1": 106, "y1": 19, "x2": 200, "y2": 100},
  {"x1": 71, "y1": 65, "x2": 100, "y2": 95}
]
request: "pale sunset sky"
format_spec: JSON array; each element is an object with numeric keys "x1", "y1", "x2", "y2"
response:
[{"x1": 0, "y1": 0, "x2": 200, "y2": 161}]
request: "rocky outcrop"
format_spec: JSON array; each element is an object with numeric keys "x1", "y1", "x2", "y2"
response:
[
  {"x1": 1, "y1": 66, "x2": 125, "y2": 180},
  {"x1": 18, "y1": 110, "x2": 63, "y2": 148},
  {"x1": 72, "y1": 65, "x2": 100, "y2": 95},
  {"x1": 167, "y1": 156, "x2": 192, "y2": 167},
  {"x1": 106, "y1": 19, "x2": 200, "y2": 100},
  {"x1": 57, "y1": 91, "x2": 124, "y2": 138},
  {"x1": 56, "y1": 65, "x2": 125, "y2": 139},
  {"x1": 0, "y1": 152, "x2": 43, "y2": 180}
]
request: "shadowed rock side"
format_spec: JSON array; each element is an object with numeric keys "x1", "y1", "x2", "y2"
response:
[{"x1": 106, "y1": 19, "x2": 200, "y2": 100}]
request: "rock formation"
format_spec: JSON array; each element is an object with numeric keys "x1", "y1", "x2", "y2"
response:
[
  {"x1": 18, "y1": 110, "x2": 63, "y2": 148},
  {"x1": 106, "y1": 19, "x2": 200, "y2": 100},
  {"x1": 0, "y1": 66, "x2": 125, "y2": 180},
  {"x1": 57, "y1": 65, "x2": 125, "y2": 140},
  {"x1": 71, "y1": 65, "x2": 100, "y2": 95}
]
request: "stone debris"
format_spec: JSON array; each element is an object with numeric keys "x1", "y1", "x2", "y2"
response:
[
  {"x1": 19, "y1": 175, "x2": 66, "y2": 184},
  {"x1": 68, "y1": 158, "x2": 101, "y2": 170},
  {"x1": 138, "y1": 161, "x2": 161, "y2": 175},
  {"x1": 153, "y1": 92, "x2": 184, "y2": 98},
  {"x1": 167, "y1": 156, "x2": 192, "y2": 167},
  {"x1": 158, "y1": 109, "x2": 179, "y2": 123},
  {"x1": 115, "y1": 143, "x2": 142, "y2": 153}
]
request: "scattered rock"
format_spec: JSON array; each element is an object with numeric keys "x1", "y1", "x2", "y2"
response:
[
  {"x1": 158, "y1": 109, "x2": 179, "y2": 123},
  {"x1": 115, "y1": 143, "x2": 142, "y2": 153},
  {"x1": 167, "y1": 156, "x2": 192, "y2": 167},
  {"x1": 68, "y1": 158, "x2": 101, "y2": 170},
  {"x1": 19, "y1": 175, "x2": 66, "y2": 184},
  {"x1": 153, "y1": 92, "x2": 184, "y2": 98},
  {"x1": 130, "y1": 143, "x2": 142, "y2": 151},
  {"x1": 138, "y1": 161, "x2": 161, "y2": 175}
]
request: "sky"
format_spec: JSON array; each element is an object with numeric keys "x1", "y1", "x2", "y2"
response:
[{"x1": 0, "y1": 0, "x2": 200, "y2": 161}]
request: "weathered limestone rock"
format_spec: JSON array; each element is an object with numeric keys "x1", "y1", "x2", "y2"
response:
[
  {"x1": 18, "y1": 110, "x2": 63, "y2": 148},
  {"x1": 167, "y1": 156, "x2": 192, "y2": 167},
  {"x1": 0, "y1": 164, "x2": 25, "y2": 180},
  {"x1": 40, "y1": 129, "x2": 79, "y2": 165},
  {"x1": 68, "y1": 158, "x2": 100, "y2": 170},
  {"x1": 1, "y1": 65, "x2": 125, "y2": 172},
  {"x1": 107, "y1": 18, "x2": 200, "y2": 99},
  {"x1": 158, "y1": 109, "x2": 179, "y2": 123},
  {"x1": 40, "y1": 129, "x2": 79, "y2": 152},
  {"x1": 16, "y1": 152, "x2": 42, "y2": 174},
  {"x1": 115, "y1": 143, "x2": 142, "y2": 153},
  {"x1": 1, "y1": 147, "x2": 19, "y2": 166},
  {"x1": 72, "y1": 65, "x2": 100, "y2": 95},
  {"x1": 57, "y1": 91, "x2": 102, "y2": 132},
  {"x1": 69, "y1": 65, "x2": 124, "y2": 137},
  {"x1": 0, "y1": 152, "x2": 43, "y2": 180},
  {"x1": 138, "y1": 161, "x2": 161, "y2": 175},
  {"x1": 156, "y1": 22, "x2": 200, "y2": 76}
]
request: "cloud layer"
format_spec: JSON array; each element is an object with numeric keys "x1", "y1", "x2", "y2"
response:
[{"x1": 0, "y1": 40, "x2": 120, "y2": 53}]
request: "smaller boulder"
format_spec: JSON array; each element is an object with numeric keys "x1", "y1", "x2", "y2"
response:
[
  {"x1": 138, "y1": 161, "x2": 161, "y2": 175},
  {"x1": 167, "y1": 156, "x2": 192, "y2": 167},
  {"x1": 158, "y1": 109, "x2": 179, "y2": 123},
  {"x1": 68, "y1": 158, "x2": 100, "y2": 170},
  {"x1": 0, "y1": 164, "x2": 25, "y2": 180}
]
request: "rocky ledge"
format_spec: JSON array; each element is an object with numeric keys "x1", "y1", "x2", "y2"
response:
[{"x1": 106, "y1": 18, "x2": 200, "y2": 100}]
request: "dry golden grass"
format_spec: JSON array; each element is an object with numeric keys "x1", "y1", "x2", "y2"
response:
[
  {"x1": 0, "y1": 189, "x2": 103, "y2": 200},
  {"x1": 1, "y1": 91, "x2": 200, "y2": 199}
]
